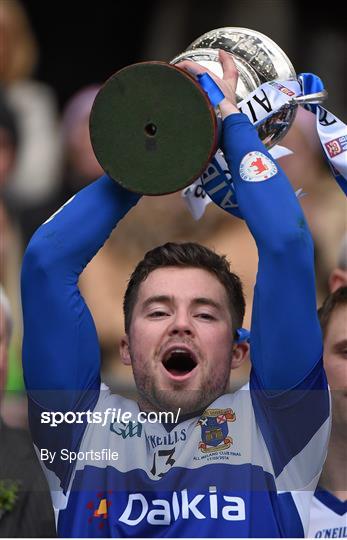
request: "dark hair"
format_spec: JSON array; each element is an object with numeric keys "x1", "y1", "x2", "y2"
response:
[
  {"x1": 123, "y1": 242, "x2": 245, "y2": 335},
  {"x1": 318, "y1": 286, "x2": 347, "y2": 337}
]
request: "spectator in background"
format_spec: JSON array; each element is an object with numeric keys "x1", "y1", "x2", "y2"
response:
[
  {"x1": 329, "y1": 232, "x2": 347, "y2": 293},
  {"x1": 0, "y1": 0, "x2": 61, "y2": 245},
  {"x1": 0, "y1": 87, "x2": 18, "y2": 189},
  {"x1": 0, "y1": 88, "x2": 24, "y2": 419},
  {"x1": 0, "y1": 285, "x2": 56, "y2": 537},
  {"x1": 308, "y1": 287, "x2": 347, "y2": 538},
  {"x1": 0, "y1": 86, "x2": 20, "y2": 281},
  {"x1": 60, "y1": 84, "x2": 104, "y2": 194}
]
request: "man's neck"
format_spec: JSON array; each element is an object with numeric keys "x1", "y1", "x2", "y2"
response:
[{"x1": 319, "y1": 426, "x2": 347, "y2": 502}]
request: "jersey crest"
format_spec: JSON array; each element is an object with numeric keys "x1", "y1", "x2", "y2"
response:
[{"x1": 198, "y1": 408, "x2": 236, "y2": 453}]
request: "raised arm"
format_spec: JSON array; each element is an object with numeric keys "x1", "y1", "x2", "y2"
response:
[
  {"x1": 177, "y1": 51, "x2": 330, "y2": 489},
  {"x1": 22, "y1": 175, "x2": 140, "y2": 405},
  {"x1": 179, "y1": 51, "x2": 322, "y2": 391},
  {"x1": 222, "y1": 114, "x2": 323, "y2": 390}
]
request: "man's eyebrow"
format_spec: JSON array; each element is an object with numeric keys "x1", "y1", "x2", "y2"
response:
[
  {"x1": 142, "y1": 295, "x2": 173, "y2": 309},
  {"x1": 192, "y1": 297, "x2": 223, "y2": 310},
  {"x1": 141, "y1": 296, "x2": 223, "y2": 310}
]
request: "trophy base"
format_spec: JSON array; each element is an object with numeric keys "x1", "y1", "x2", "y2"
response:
[{"x1": 90, "y1": 62, "x2": 218, "y2": 195}]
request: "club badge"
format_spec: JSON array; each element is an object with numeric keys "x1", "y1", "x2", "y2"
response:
[
  {"x1": 239, "y1": 151, "x2": 278, "y2": 182},
  {"x1": 198, "y1": 408, "x2": 236, "y2": 453}
]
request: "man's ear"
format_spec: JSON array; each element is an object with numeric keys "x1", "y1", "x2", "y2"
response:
[
  {"x1": 231, "y1": 341, "x2": 249, "y2": 370},
  {"x1": 120, "y1": 335, "x2": 131, "y2": 366}
]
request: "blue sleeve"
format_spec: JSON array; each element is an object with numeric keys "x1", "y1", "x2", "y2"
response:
[
  {"x1": 21, "y1": 175, "x2": 140, "y2": 485},
  {"x1": 222, "y1": 114, "x2": 323, "y2": 391},
  {"x1": 22, "y1": 174, "x2": 140, "y2": 398}
]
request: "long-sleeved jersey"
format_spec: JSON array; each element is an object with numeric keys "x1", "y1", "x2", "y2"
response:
[
  {"x1": 308, "y1": 489, "x2": 347, "y2": 538},
  {"x1": 21, "y1": 114, "x2": 330, "y2": 537}
]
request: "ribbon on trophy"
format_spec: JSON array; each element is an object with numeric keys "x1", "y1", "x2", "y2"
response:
[
  {"x1": 183, "y1": 73, "x2": 347, "y2": 220},
  {"x1": 299, "y1": 73, "x2": 347, "y2": 197}
]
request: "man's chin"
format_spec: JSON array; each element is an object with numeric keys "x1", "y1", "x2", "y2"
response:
[
  {"x1": 149, "y1": 386, "x2": 216, "y2": 416},
  {"x1": 134, "y1": 369, "x2": 228, "y2": 416}
]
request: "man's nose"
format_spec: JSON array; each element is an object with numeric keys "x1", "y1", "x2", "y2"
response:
[{"x1": 168, "y1": 311, "x2": 194, "y2": 336}]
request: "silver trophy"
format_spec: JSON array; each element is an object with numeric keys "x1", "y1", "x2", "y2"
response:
[{"x1": 171, "y1": 27, "x2": 327, "y2": 148}]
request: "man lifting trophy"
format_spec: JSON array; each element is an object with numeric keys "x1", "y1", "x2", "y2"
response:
[{"x1": 21, "y1": 28, "x2": 346, "y2": 537}]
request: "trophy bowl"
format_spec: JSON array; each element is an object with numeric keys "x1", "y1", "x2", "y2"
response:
[{"x1": 171, "y1": 27, "x2": 298, "y2": 148}]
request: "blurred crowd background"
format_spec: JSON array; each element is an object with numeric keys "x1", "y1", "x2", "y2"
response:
[{"x1": 1, "y1": 0, "x2": 346, "y2": 428}]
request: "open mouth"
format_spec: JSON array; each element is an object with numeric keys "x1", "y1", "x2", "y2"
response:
[{"x1": 162, "y1": 348, "x2": 198, "y2": 378}]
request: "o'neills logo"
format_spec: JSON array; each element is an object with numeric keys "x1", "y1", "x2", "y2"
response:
[
  {"x1": 118, "y1": 486, "x2": 245, "y2": 526},
  {"x1": 198, "y1": 408, "x2": 236, "y2": 453}
]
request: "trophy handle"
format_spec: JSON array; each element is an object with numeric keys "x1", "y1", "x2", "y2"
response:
[{"x1": 294, "y1": 90, "x2": 328, "y2": 105}]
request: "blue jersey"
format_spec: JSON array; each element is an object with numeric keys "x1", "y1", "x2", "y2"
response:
[{"x1": 21, "y1": 114, "x2": 330, "y2": 537}]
